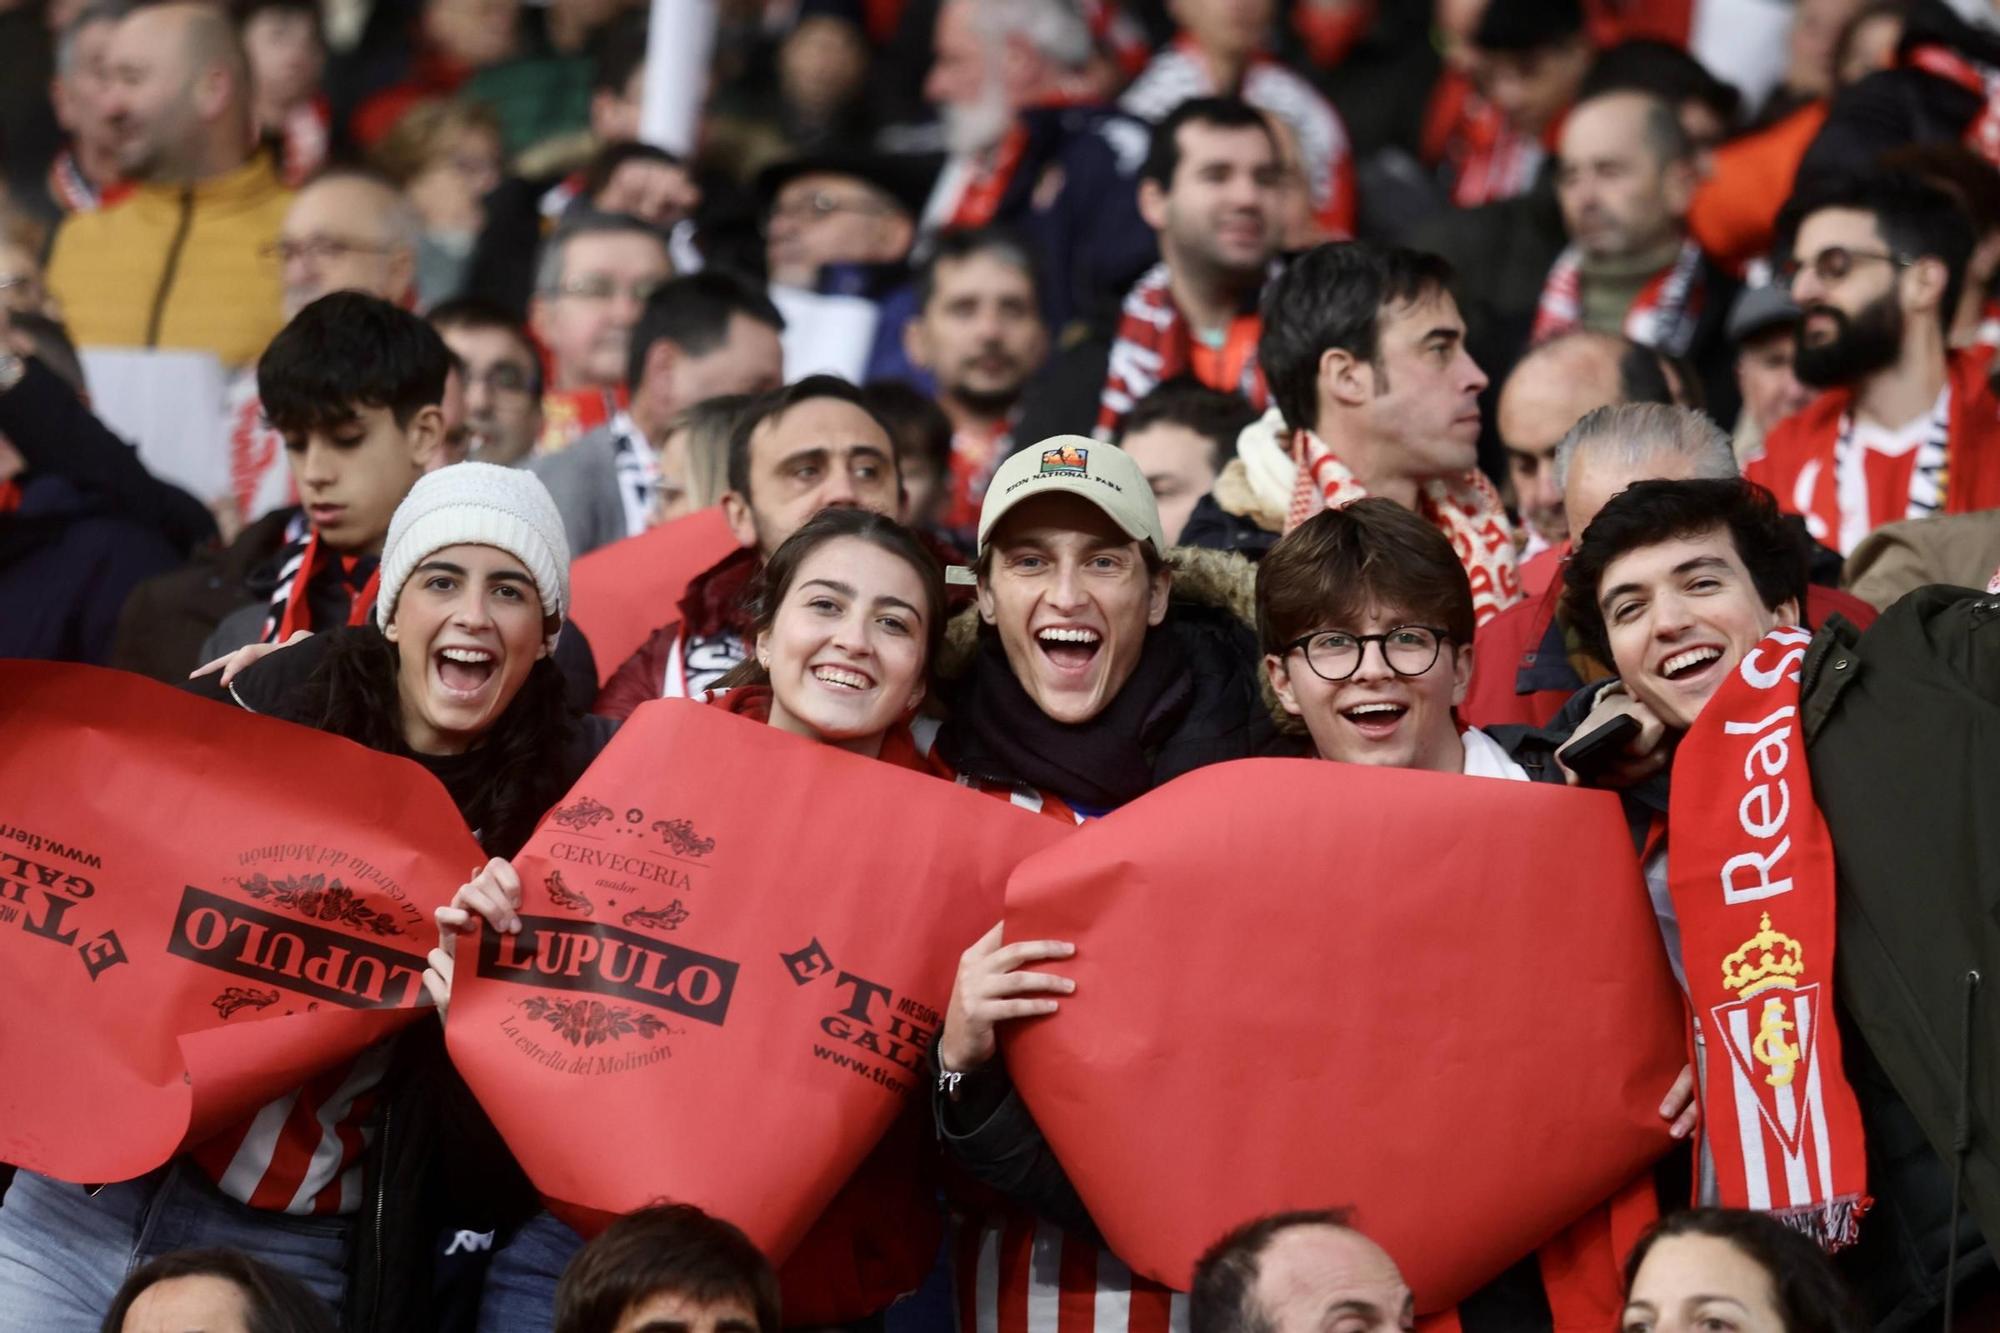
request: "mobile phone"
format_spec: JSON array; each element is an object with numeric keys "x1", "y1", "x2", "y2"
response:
[{"x1": 1557, "y1": 713, "x2": 1642, "y2": 781}]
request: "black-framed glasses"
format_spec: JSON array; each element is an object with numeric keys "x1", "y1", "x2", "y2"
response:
[
  {"x1": 1778, "y1": 246, "x2": 1912, "y2": 289},
  {"x1": 1283, "y1": 625, "x2": 1451, "y2": 682}
]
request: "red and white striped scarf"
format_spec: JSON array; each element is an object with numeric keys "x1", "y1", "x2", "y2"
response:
[
  {"x1": 190, "y1": 1043, "x2": 393, "y2": 1215},
  {"x1": 261, "y1": 522, "x2": 382, "y2": 643},
  {"x1": 1667, "y1": 626, "x2": 1870, "y2": 1246},
  {"x1": 1907, "y1": 43, "x2": 2000, "y2": 169},
  {"x1": 47, "y1": 149, "x2": 117, "y2": 214},
  {"x1": 1422, "y1": 71, "x2": 1545, "y2": 208},
  {"x1": 1532, "y1": 238, "x2": 1708, "y2": 356},
  {"x1": 1096, "y1": 263, "x2": 1270, "y2": 439},
  {"x1": 1284, "y1": 423, "x2": 1524, "y2": 626}
]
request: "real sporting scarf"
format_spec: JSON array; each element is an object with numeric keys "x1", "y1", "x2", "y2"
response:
[
  {"x1": 1278, "y1": 414, "x2": 1524, "y2": 626},
  {"x1": 260, "y1": 521, "x2": 382, "y2": 643},
  {"x1": 1666, "y1": 625, "x2": 1870, "y2": 1247},
  {"x1": 1532, "y1": 237, "x2": 1708, "y2": 357},
  {"x1": 1907, "y1": 43, "x2": 2000, "y2": 169},
  {"x1": 1096, "y1": 262, "x2": 1270, "y2": 438}
]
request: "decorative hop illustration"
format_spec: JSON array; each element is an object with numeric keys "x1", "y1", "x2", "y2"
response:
[
  {"x1": 544, "y1": 869, "x2": 594, "y2": 916},
  {"x1": 650, "y1": 818, "x2": 716, "y2": 858},
  {"x1": 519, "y1": 996, "x2": 667, "y2": 1047},
  {"x1": 213, "y1": 986, "x2": 279, "y2": 1019},
  {"x1": 236, "y1": 872, "x2": 404, "y2": 936},
  {"x1": 548, "y1": 795, "x2": 615, "y2": 831},
  {"x1": 623, "y1": 899, "x2": 691, "y2": 932}
]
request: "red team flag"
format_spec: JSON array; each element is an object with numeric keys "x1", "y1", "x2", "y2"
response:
[
  {"x1": 0, "y1": 663, "x2": 479, "y2": 1184},
  {"x1": 1002, "y1": 758, "x2": 1689, "y2": 1311},
  {"x1": 444, "y1": 700, "x2": 1072, "y2": 1264},
  {"x1": 566, "y1": 507, "x2": 743, "y2": 686}
]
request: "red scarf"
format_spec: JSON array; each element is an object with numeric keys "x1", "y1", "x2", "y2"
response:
[
  {"x1": 278, "y1": 97, "x2": 331, "y2": 188},
  {"x1": 1531, "y1": 238, "x2": 1708, "y2": 356},
  {"x1": 1906, "y1": 44, "x2": 2000, "y2": 169},
  {"x1": 1421, "y1": 70, "x2": 1547, "y2": 208},
  {"x1": 261, "y1": 529, "x2": 382, "y2": 643},
  {"x1": 537, "y1": 386, "x2": 625, "y2": 455},
  {"x1": 1282, "y1": 421, "x2": 1523, "y2": 626},
  {"x1": 1096, "y1": 262, "x2": 1269, "y2": 438},
  {"x1": 47, "y1": 148, "x2": 127, "y2": 214},
  {"x1": 1667, "y1": 626, "x2": 1870, "y2": 1246},
  {"x1": 0, "y1": 480, "x2": 19, "y2": 513}
]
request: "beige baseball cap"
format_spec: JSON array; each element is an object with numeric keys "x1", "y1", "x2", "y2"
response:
[{"x1": 976, "y1": 435, "x2": 1167, "y2": 556}]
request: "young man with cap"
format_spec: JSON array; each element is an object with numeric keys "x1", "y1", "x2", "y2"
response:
[{"x1": 926, "y1": 434, "x2": 1274, "y2": 1330}]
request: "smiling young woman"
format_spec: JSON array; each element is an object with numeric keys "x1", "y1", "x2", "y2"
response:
[{"x1": 229, "y1": 462, "x2": 615, "y2": 860}]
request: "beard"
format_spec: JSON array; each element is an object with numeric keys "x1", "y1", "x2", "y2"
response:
[
  {"x1": 948, "y1": 377, "x2": 1026, "y2": 419},
  {"x1": 1792, "y1": 290, "x2": 1904, "y2": 388},
  {"x1": 941, "y1": 83, "x2": 1012, "y2": 157}
]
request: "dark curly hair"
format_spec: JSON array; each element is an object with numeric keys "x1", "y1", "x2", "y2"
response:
[
  {"x1": 1562, "y1": 476, "x2": 1808, "y2": 669},
  {"x1": 1623, "y1": 1209, "x2": 1866, "y2": 1333},
  {"x1": 101, "y1": 1248, "x2": 337, "y2": 1333},
  {"x1": 289, "y1": 627, "x2": 574, "y2": 858}
]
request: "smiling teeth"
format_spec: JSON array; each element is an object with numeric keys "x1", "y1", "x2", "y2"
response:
[
  {"x1": 813, "y1": 666, "x2": 870, "y2": 690},
  {"x1": 439, "y1": 647, "x2": 493, "y2": 663},
  {"x1": 1661, "y1": 647, "x2": 1721, "y2": 678},
  {"x1": 1038, "y1": 628, "x2": 1100, "y2": 644},
  {"x1": 1346, "y1": 703, "x2": 1404, "y2": 716}
]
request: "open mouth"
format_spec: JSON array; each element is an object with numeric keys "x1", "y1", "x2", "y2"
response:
[
  {"x1": 811, "y1": 664, "x2": 875, "y2": 691},
  {"x1": 1658, "y1": 644, "x2": 1724, "y2": 682},
  {"x1": 1036, "y1": 626, "x2": 1102, "y2": 674},
  {"x1": 1340, "y1": 701, "x2": 1408, "y2": 738},
  {"x1": 434, "y1": 645, "x2": 496, "y2": 701}
]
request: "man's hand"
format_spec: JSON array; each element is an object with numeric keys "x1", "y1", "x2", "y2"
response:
[
  {"x1": 1559, "y1": 681, "x2": 1670, "y2": 788},
  {"x1": 1660, "y1": 1063, "x2": 1698, "y2": 1139},
  {"x1": 936, "y1": 921, "x2": 1076, "y2": 1073},
  {"x1": 422, "y1": 858, "x2": 524, "y2": 1023},
  {"x1": 191, "y1": 630, "x2": 311, "y2": 687}
]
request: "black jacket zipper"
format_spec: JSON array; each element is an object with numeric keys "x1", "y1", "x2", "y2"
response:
[{"x1": 143, "y1": 187, "x2": 195, "y2": 348}]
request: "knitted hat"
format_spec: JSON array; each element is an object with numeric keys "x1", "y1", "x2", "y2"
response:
[{"x1": 376, "y1": 463, "x2": 571, "y2": 649}]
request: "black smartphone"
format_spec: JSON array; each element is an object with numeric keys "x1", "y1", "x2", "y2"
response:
[{"x1": 1557, "y1": 712, "x2": 1642, "y2": 780}]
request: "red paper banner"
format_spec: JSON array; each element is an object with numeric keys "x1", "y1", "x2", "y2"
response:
[
  {"x1": 445, "y1": 699, "x2": 1072, "y2": 1267},
  {"x1": 0, "y1": 662, "x2": 482, "y2": 1183},
  {"x1": 566, "y1": 507, "x2": 743, "y2": 686},
  {"x1": 1002, "y1": 759, "x2": 1686, "y2": 1311}
]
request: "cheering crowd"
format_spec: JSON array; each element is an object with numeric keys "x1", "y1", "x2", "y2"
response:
[{"x1": 2, "y1": 0, "x2": 1999, "y2": 1329}]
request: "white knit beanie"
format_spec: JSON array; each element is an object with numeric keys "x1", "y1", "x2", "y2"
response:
[{"x1": 376, "y1": 463, "x2": 571, "y2": 649}]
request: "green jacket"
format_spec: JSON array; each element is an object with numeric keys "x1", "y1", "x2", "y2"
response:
[{"x1": 1804, "y1": 585, "x2": 2000, "y2": 1324}]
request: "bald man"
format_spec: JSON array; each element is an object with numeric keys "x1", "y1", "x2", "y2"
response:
[
  {"x1": 47, "y1": 0, "x2": 293, "y2": 368},
  {"x1": 1540, "y1": 89, "x2": 1741, "y2": 418},
  {"x1": 1191, "y1": 1211, "x2": 1412, "y2": 1333},
  {"x1": 1497, "y1": 329, "x2": 1627, "y2": 553},
  {"x1": 220, "y1": 167, "x2": 421, "y2": 525}
]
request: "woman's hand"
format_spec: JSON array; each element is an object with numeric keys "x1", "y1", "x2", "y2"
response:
[
  {"x1": 422, "y1": 858, "x2": 524, "y2": 1024},
  {"x1": 936, "y1": 921, "x2": 1076, "y2": 1074},
  {"x1": 190, "y1": 630, "x2": 311, "y2": 687},
  {"x1": 1559, "y1": 681, "x2": 1670, "y2": 788}
]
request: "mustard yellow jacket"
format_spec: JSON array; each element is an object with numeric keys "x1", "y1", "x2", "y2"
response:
[{"x1": 47, "y1": 154, "x2": 292, "y2": 370}]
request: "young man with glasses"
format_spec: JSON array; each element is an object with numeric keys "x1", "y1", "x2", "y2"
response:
[
  {"x1": 1748, "y1": 170, "x2": 2000, "y2": 555},
  {"x1": 528, "y1": 212, "x2": 673, "y2": 453},
  {"x1": 430, "y1": 297, "x2": 545, "y2": 467}
]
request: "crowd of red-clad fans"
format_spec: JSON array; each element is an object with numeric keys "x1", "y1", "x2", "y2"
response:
[{"x1": 3, "y1": 0, "x2": 2000, "y2": 1329}]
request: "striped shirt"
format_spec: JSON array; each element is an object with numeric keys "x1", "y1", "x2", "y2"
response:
[{"x1": 189, "y1": 1040, "x2": 396, "y2": 1215}]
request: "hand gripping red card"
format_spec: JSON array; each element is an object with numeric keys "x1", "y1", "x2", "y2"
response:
[
  {"x1": 445, "y1": 699, "x2": 1072, "y2": 1261},
  {"x1": 1001, "y1": 758, "x2": 1687, "y2": 1311},
  {"x1": 566, "y1": 507, "x2": 743, "y2": 686},
  {"x1": 0, "y1": 662, "x2": 482, "y2": 1183}
]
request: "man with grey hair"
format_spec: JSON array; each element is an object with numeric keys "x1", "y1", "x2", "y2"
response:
[
  {"x1": 224, "y1": 167, "x2": 424, "y2": 525},
  {"x1": 529, "y1": 212, "x2": 673, "y2": 454},
  {"x1": 46, "y1": 0, "x2": 294, "y2": 368},
  {"x1": 1541, "y1": 89, "x2": 1739, "y2": 417},
  {"x1": 918, "y1": 0, "x2": 1153, "y2": 330},
  {"x1": 1464, "y1": 400, "x2": 1872, "y2": 727},
  {"x1": 39, "y1": 0, "x2": 129, "y2": 220}
]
